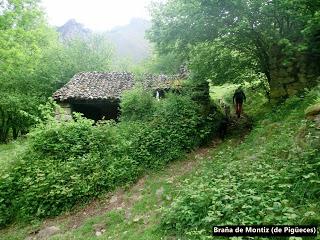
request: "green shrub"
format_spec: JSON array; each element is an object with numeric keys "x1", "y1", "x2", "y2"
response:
[
  {"x1": 126, "y1": 94, "x2": 223, "y2": 168},
  {"x1": 0, "y1": 120, "x2": 143, "y2": 223},
  {"x1": 152, "y1": 93, "x2": 202, "y2": 150},
  {"x1": 0, "y1": 173, "x2": 16, "y2": 226},
  {"x1": 29, "y1": 114, "x2": 94, "y2": 161},
  {"x1": 0, "y1": 91, "x2": 224, "y2": 227},
  {"x1": 120, "y1": 87, "x2": 156, "y2": 122},
  {"x1": 136, "y1": 95, "x2": 200, "y2": 166}
]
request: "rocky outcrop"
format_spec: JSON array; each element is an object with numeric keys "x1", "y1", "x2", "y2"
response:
[{"x1": 57, "y1": 19, "x2": 91, "y2": 41}]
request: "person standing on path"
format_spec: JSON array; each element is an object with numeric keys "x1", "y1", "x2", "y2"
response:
[{"x1": 233, "y1": 87, "x2": 246, "y2": 118}]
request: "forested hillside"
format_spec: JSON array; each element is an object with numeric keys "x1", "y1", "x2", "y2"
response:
[{"x1": 0, "y1": 0, "x2": 319, "y2": 239}]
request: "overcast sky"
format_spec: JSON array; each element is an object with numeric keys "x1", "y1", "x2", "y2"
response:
[{"x1": 41, "y1": 0, "x2": 153, "y2": 31}]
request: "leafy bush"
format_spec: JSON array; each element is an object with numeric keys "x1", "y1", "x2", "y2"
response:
[
  {"x1": 0, "y1": 92, "x2": 224, "y2": 227},
  {"x1": 29, "y1": 114, "x2": 94, "y2": 161},
  {"x1": 120, "y1": 93, "x2": 223, "y2": 168},
  {"x1": 129, "y1": 94, "x2": 204, "y2": 167},
  {"x1": 120, "y1": 87, "x2": 156, "y2": 122},
  {"x1": 0, "y1": 173, "x2": 16, "y2": 226},
  {"x1": 0, "y1": 120, "x2": 141, "y2": 223}
]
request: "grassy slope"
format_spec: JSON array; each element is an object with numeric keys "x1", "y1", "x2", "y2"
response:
[
  {"x1": 0, "y1": 141, "x2": 26, "y2": 174},
  {"x1": 0, "y1": 85, "x2": 319, "y2": 240},
  {"x1": 161, "y1": 87, "x2": 320, "y2": 239}
]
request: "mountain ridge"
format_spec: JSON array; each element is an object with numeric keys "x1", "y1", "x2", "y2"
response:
[{"x1": 57, "y1": 18, "x2": 151, "y2": 63}]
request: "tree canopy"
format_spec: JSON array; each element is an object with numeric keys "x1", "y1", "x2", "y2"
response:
[
  {"x1": 0, "y1": 0, "x2": 114, "y2": 142},
  {"x1": 147, "y1": 0, "x2": 320, "y2": 90}
]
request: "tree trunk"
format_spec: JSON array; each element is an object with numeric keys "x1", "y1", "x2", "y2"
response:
[
  {"x1": 0, "y1": 109, "x2": 9, "y2": 143},
  {"x1": 12, "y1": 127, "x2": 19, "y2": 140}
]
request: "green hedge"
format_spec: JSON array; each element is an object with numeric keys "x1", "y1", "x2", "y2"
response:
[{"x1": 0, "y1": 92, "x2": 224, "y2": 227}]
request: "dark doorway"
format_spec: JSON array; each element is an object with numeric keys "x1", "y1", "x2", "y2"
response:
[{"x1": 71, "y1": 100, "x2": 120, "y2": 121}]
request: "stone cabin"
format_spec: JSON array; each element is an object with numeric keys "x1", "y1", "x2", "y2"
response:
[{"x1": 52, "y1": 71, "x2": 184, "y2": 121}]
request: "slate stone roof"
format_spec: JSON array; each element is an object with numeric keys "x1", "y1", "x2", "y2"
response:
[
  {"x1": 53, "y1": 72, "x2": 134, "y2": 102},
  {"x1": 143, "y1": 74, "x2": 184, "y2": 90},
  {"x1": 53, "y1": 71, "x2": 186, "y2": 102}
]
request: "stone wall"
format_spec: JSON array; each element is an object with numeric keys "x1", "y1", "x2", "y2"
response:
[
  {"x1": 55, "y1": 103, "x2": 73, "y2": 121},
  {"x1": 269, "y1": 45, "x2": 320, "y2": 101}
]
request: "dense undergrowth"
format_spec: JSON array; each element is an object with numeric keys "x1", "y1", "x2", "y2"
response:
[
  {"x1": 1, "y1": 82, "x2": 319, "y2": 240},
  {"x1": 0, "y1": 91, "x2": 223, "y2": 227},
  {"x1": 161, "y1": 86, "x2": 320, "y2": 239}
]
